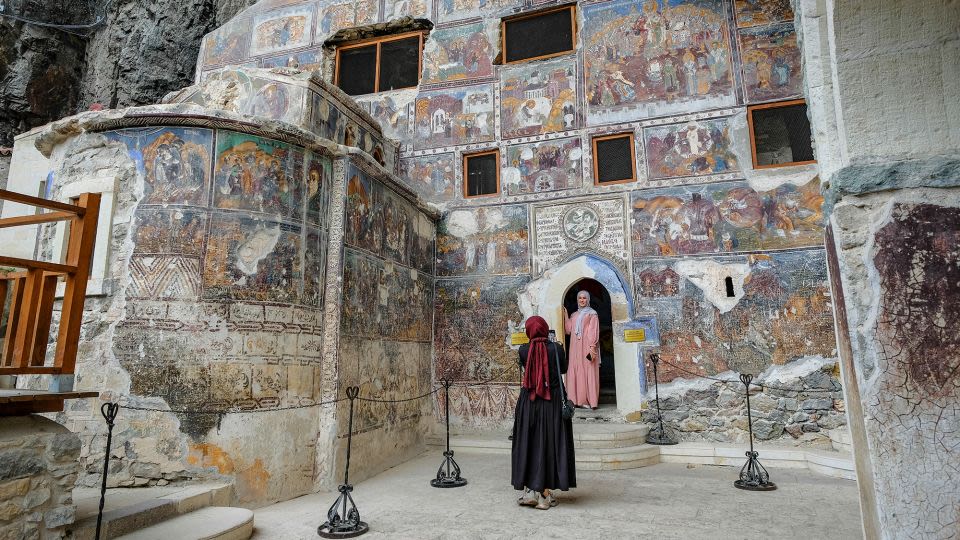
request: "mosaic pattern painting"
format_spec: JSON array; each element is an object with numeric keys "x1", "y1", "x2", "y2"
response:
[
  {"x1": 739, "y1": 22, "x2": 803, "y2": 103},
  {"x1": 414, "y1": 86, "x2": 495, "y2": 149},
  {"x1": 108, "y1": 127, "x2": 212, "y2": 206},
  {"x1": 643, "y1": 117, "x2": 740, "y2": 180},
  {"x1": 636, "y1": 250, "x2": 835, "y2": 382},
  {"x1": 434, "y1": 276, "x2": 529, "y2": 384},
  {"x1": 500, "y1": 58, "x2": 577, "y2": 138},
  {"x1": 631, "y1": 177, "x2": 824, "y2": 257},
  {"x1": 400, "y1": 153, "x2": 457, "y2": 202},
  {"x1": 582, "y1": 0, "x2": 735, "y2": 119},
  {"x1": 502, "y1": 137, "x2": 583, "y2": 195},
  {"x1": 437, "y1": 205, "x2": 530, "y2": 276},
  {"x1": 734, "y1": 0, "x2": 794, "y2": 27},
  {"x1": 201, "y1": 214, "x2": 302, "y2": 303},
  {"x1": 422, "y1": 22, "x2": 495, "y2": 84},
  {"x1": 250, "y1": 5, "x2": 314, "y2": 56},
  {"x1": 213, "y1": 131, "x2": 304, "y2": 220}
]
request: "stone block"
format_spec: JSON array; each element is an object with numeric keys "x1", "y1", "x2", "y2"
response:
[
  {"x1": 48, "y1": 433, "x2": 82, "y2": 461},
  {"x1": 800, "y1": 398, "x2": 833, "y2": 411},
  {"x1": 752, "y1": 420, "x2": 784, "y2": 441},
  {"x1": 0, "y1": 478, "x2": 30, "y2": 500},
  {"x1": 0, "y1": 450, "x2": 44, "y2": 481},
  {"x1": 43, "y1": 505, "x2": 75, "y2": 528},
  {"x1": 22, "y1": 487, "x2": 50, "y2": 509},
  {"x1": 802, "y1": 423, "x2": 821, "y2": 433},
  {"x1": 0, "y1": 501, "x2": 20, "y2": 520}
]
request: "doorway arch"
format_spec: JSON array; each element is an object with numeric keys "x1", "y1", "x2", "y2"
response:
[{"x1": 563, "y1": 279, "x2": 616, "y2": 405}]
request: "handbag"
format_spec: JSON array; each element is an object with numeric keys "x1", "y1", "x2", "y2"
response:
[{"x1": 552, "y1": 345, "x2": 575, "y2": 420}]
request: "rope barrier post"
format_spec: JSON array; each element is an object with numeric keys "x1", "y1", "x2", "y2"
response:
[
  {"x1": 431, "y1": 379, "x2": 467, "y2": 488},
  {"x1": 645, "y1": 353, "x2": 678, "y2": 445},
  {"x1": 734, "y1": 373, "x2": 776, "y2": 491},
  {"x1": 318, "y1": 386, "x2": 369, "y2": 538},
  {"x1": 95, "y1": 402, "x2": 119, "y2": 540}
]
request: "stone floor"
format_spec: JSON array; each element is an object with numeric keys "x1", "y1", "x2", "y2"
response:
[{"x1": 251, "y1": 450, "x2": 864, "y2": 539}]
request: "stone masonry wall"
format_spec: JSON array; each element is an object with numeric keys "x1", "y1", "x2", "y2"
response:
[{"x1": 0, "y1": 416, "x2": 81, "y2": 540}]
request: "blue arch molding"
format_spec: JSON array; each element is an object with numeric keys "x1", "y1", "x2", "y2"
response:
[{"x1": 559, "y1": 252, "x2": 635, "y2": 319}]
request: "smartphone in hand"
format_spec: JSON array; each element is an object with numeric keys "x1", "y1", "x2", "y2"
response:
[{"x1": 548, "y1": 330, "x2": 557, "y2": 342}]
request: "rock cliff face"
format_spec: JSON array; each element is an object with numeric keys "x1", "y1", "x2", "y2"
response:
[{"x1": 0, "y1": 0, "x2": 257, "y2": 146}]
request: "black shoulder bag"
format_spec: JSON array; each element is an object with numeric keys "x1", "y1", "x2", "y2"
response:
[{"x1": 552, "y1": 345, "x2": 575, "y2": 420}]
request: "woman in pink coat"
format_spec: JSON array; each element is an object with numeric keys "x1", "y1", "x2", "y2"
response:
[{"x1": 563, "y1": 290, "x2": 600, "y2": 409}]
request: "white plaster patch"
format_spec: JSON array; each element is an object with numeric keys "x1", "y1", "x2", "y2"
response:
[
  {"x1": 756, "y1": 355, "x2": 835, "y2": 385},
  {"x1": 234, "y1": 226, "x2": 282, "y2": 276},
  {"x1": 444, "y1": 209, "x2": 479, "y2": 237},
  {"x1": 674, "y1": 259, "x2": 750, "y2": 313},
  {"x1": 655, "y1": 369, "x2": 741, "y2": 398}
]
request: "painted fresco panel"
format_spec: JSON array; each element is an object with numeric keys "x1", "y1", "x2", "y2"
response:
[
  {"x1": 201, "y1": 214, "x2": 302, "y2": 303},
  {"x1": 381, "y1": 188, "x2": 413, "y2": 266},
  {"x1": 310, "y1": 93, "x2": 347, "y2": 144},
  {"x1": 250, "y1": 5, "x2": 314, "y2": 56},
  {"x1": 502, "y1": 137, "x2": 583, "y2": 196},
  {"x1": 437, "y1": 205, "x2": 530, "y2": 276},
  {"x1": 734, "y1": 0, "x2": 794, "y2": 27},
  {"x1": 133, "y1": 208, "x2": 208, "y2": 256},
  {"x1": 422, "y1": 22, "x2": 495, "y2": 84},
  {"x1": 260, "y1": 48, "x2": 323, "y2": 71},
  {"x1": 248, "y1": 78, "x2": 305, "y2": 125},
  {"x1": 344, "y1": 165, "x2": 383, "y2": 255},
  {"x1": 341, "y1": 250, "x2": 382, "y2": 338},
  {"x1": 360, "y1": 95, "x2": 411, "y2": 142},
  {"x1": 636, "y1": 250, "x2": 835, "y2": 382},
  {"x1": 305, "y1": 153, "x2": 330, "y2": 226},
  {"x1": 213, "y1": 131, "x2": 305, "y2": 220},
  {"x1": 400, "y1": 153, "x2": 457, "y2": 202},
  {"x1": 414, "y1": 85, "x2": 495, "y2": 150},
  {"x1": 581, "y1": 0, "x2": 735, "y2": 122},
  {"x1": 303, "y1": 229, "x2": 325, "y2": 307},
  {"x1": 630, "y1": 177, "x2": 824, "y2": 257},
  {"x1": 410, "y1": 213, "x2": 436, "y2": 275},
  {"x1": 436, "y1": 0, "x2": 511, "y2": 23},
  {"x1": 500, "y1": 58, "x2": 577, "y2": 139},
  {"x1": 434, "y1": 276, "x2": 529, "y2": 384},
  {"x1": 739, "y1": 23, "x2": 802, "y2": 103},
  {"x1": 107, "y1": 128, "x2": 212, "y2": 206},
  {"x1": 643, "y1": 117, "x2": 740, "y2": 180},
  {"x1": 379, "y1": 264, "x2": 434, "y2": 341},
  {"x1": 384, "y1": 0, "x2": 430, "y2": 19},
  {"x1": 202, "y1": 20, "x2": 250, "y2": 67},
  {"x1": 319, "y1": 0, "x2": 378, "y2": 34}
]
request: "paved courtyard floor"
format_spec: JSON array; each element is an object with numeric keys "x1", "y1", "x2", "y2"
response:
[{"x1": 252, "y1": 450, "x2": 863, "y2": 539}]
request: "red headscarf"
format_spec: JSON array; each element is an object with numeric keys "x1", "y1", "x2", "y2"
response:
[{"x1": 522, "y1": 316, "x2": 551, "y2": 401}]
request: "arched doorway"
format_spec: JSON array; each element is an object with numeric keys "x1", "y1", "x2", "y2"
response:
[{"x1": 563, "y1": 278, "x2": 616, "y2": 406}]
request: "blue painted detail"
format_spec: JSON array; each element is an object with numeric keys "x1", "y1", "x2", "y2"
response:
[{"x1": 575, "y1": 254, "x2": 634, "y2": 318}]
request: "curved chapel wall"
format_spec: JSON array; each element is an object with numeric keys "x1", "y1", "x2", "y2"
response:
[{"x1": 196, "y1": 0, "x2": 843, "y2": 441}]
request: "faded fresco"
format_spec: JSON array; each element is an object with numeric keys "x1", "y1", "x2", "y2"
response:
[
  {"x1": 738, "y1": 22, "x2": 802, "y2": 103},
  {"x1": 414, "y1": 86, "x2": 495, "y2": 149},
  {"x1": 410, "y1": 213, "x2": 436, "y2": 275},
  {"x1": 400, "y1": 153, "x2": 457, "y2": 202},
  {"x1": 631, "y1": 177, "x2": 824, "y2": 257},
  {"x1": 341, "y1": 250, "x2": 382, "y2": 338},
  {"x1": 436, "y1": 0, "x2": 512, "y2": 23},
  {"x1": 320, "y1": 0, "x2": 377, "y2": 34},
  {"x1": 437, "y1": 205, "x2": 530, "y2": 276},
  {"x1": 643, "y1": 117, "x2": 740, "y2": 180},
  {"x1": 581, "y1": 0, "x2": 734, "y2": 121},
  {"x1": 341, "y1": 250, "x2": 433, "y2": 341},
  {"x1": 305, "y1": 153, "x2": 330, "y2": 226},
  {"x1": 361, "y1": 95, "x2": 410, "y2": 142},
  {"x1": 344, "y1": 165, "x2": 382, "y2": 255},
  {"x1": 310, "y1": 93, "x2": 348, "y2": 144},
  {"x1": 637, "y1": 250, "x2": 835, "y2": 381},
  {"x1": 249, "y1": 78, "x2": 304, "y2": 124},
  {"x1": 384, "y1": 0, "x2": 430, "y2": 19},
  {"x1": 213, "y1": 131, "x2": 304, "y2": 220},
  {"x1": 381, "y1": 187, "x2": 414, "y2": 265},
  {"x1": 260, "y1": 48, "x2": 323, "y2": 71},
  {"x1": 502, "y1": 137, "x2": 583, "y2": 195},
  {"x1": 734, "y1": 0, "x2": 794, "y2": 27},
  {"x1": 422, "y1": 21, "x2": 495, "y2": 84},
  {"x1": 202, "y1": 20, "x2": 250, "y2": 67},
  {"x1": 133, "y1": 208, "x2": 208, "y2": 256},
  {"x1": 250, "y1": 5, "x2": 314, "y2": 56},
  {"x1": 434, "y1": 276, "x2": 529, "y2": 384},
  {"x1": 500, "y1": 58, "x2": 577, "y2": 138},
  {"x1": 108, "y1": 127, "x2": 212, "y2": 206},
  {"x1": 201, "y1": 214, "x2": 303, "y2": 303}
]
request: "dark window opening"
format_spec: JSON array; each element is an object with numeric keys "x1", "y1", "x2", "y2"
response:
[
  {"x1": 593, "y1": 133, "x2": 636, "y2": 184},
  {"x1": 503, "y1": 5, "x2": 576, "y2": 64},
  {"x1": 725, "y1": 276, "x2": 735, "y2": 297},
  {"x1": 464, "y1": 151, "x2": 499, "y2": 197},
  {"x1": 335, "y1": 32, "x2": 423, "y2": 96},
  {"x1": 748, "y1": 99, "x2": 815, "y2": 168}
]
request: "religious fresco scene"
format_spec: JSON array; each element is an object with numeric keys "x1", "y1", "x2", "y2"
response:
[
  {"x1": 400, "y1": 152, "x2": 458, "y2": 202},
  {"x1": 436, "y1": 205, "x2": 530, "y2": 276},
  {"x1": 500, "y1": 58, "x2": 578, "y2": 138},
  {"x1": 414, "y1": 85, "x2": 495, "y2": 149},
  {"x1": 213, "y1": 131, "x2": 305, "y2": 220},
  {"x1": 107, "y1": 127, "x2": 213, "y2": 206},
  {"x1": 421, "y1": 21, "x2": 496, "y2": 84},
  {"x1": 642, "y1": 116, "x2": 740, "y2": 179},
  {"x1": 502, "y1": 137, "x2": 583, "y2": 195},
  {"x1": 738, "y1": 22, "x2": 803, "y2": 103}
]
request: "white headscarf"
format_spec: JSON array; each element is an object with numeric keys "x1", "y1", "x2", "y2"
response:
[{"x1": 574, "y1": 290, "x2": 598, "y2": 337}]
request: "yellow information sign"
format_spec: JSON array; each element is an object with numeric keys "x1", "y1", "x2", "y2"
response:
[
  {"x1": 510, "y1": 332, "x2": 530, "y2": 345},
  {"x1": 623, "y1": 328, "x2": 646, "y2": 343}
]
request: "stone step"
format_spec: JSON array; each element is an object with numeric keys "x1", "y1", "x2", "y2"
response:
[
  {"x1": 429, "y1": 423, "x2": 650, "y2": 451},
  {"x1": 68, "y1": 483, "x2": 233, "y2": 540},
  {"x1": 115, "y1": 507, "x2": 254, "y2": 540}
]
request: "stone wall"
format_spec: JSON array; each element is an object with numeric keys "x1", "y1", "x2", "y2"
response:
[{"x1": 0, "y1": 416, "x2": 81, "y2": 540}]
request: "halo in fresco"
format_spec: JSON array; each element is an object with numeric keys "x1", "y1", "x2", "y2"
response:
[
  {"x1": 250, "y1": 5, "x2": 314, "y2": 56},
  {"x1": 500, "y1": 57, "x2": 578, "y2": 139}
]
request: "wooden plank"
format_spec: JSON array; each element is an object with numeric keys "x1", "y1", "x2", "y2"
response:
[
  {"x1": 0, "y1": 211, "x2": 75, "y2": 229},
  {"x1": 0, "y1": 366, "x2": 61, "y2": 375},
  {"x1": 0, "y1": 256, "x2": 74, "y2": 274},
  {"x1": 11, "y1": 269, "x2": 44, "y2": 369},
  {"x1": 0, "y1": 389, "x2": 99, "y2": 401},
  {"x1": 28, "y1": 273, "x2": 59, "y2": 366},
  {"x1": 54, "y1": 193, "x2": 101, "y2": 375},
  {"x1": 0, "y1": 399, "x2": 65, "y2": 415},
  {"x1": 1, "y1": 277, "x2": 25, "y2": 367},
  {"x1": 0, "y1": 189, "x2": 84, "y2": 215}
]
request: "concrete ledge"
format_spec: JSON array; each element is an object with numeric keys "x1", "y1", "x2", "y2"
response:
[{"x1": 115, "y1": 507, "x2": 253, "y2": 540}]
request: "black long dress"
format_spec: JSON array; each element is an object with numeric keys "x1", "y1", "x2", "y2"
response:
[{"x1": 511, "y1": 342, "x2": 577, "y2": 492}]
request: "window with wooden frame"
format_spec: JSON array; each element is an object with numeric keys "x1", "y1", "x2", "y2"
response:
[
  {"x1": 463, "y1": 150, "x2": 500, "y2": 198},
  {"x1": 592, "y1": 132, "x2": 637, "y2": 185},
  {"x1": 502, "y1": 5, "x2": 576, "y2": 64},
  {"x1": 747, "y1": 99, "x2": 816, "y2": 168},
  {"x1": 334, "y1": 31, "x2": 425, "y2": 96}
]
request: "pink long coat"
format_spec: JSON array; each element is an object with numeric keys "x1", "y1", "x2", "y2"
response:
[{"x1": 564, "y1": 310, "x2": 600, "y2": 408}]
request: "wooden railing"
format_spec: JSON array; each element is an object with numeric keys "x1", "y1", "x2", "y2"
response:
[{"x1": 0, "y1": 189, "x2": 100, "y2": 377}]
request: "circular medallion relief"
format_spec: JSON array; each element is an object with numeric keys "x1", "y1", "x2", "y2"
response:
[{"x1": 562, "y1": 206, "x2": 601, "y2": 243}]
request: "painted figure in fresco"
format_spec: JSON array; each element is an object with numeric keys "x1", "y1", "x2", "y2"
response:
[
  {"x1": 251, "y1": 84, "x2": 288, "y2": 119},
  {"x1": 563, "y1": 291, "x2": 601, "y2": 409}
]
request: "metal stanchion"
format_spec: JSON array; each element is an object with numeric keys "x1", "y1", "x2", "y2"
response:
[
  {"x1": 431, "y1": 380, "x2": 467, "y2": 488},
  {"x1": 734, "y1": 373, "x2": 776, "y2": 491},
  {"x1": 645, "y1": 353, "x2": 678, "y2": 445},
  {"x1": 318, "y1": 387, "x2": 369, "y2": 538},
  {"x1": 96, "y1": 402, "x2": 119, "y2": 540}
]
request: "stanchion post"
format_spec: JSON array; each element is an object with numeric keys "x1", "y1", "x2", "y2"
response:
[
  {"x1": 645, "y1": 353, "x2": 678, "y2": 445},
  {"x1": 318, "y1": 387, "x2": 369, "y2": 538},
  {"x1": 733, "y1": 373, "x2": 776, "y2": 491},
  {"x1": 431, "y1": 379, "x2": 467, "y2": 488},
  {"x1": 96, "y1": 402, "x2": 119, "y2": 540}
]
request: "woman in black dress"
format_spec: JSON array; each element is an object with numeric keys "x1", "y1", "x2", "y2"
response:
[{"x1": 511, "y1": 315, "x2": 576, "y2": 510}]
